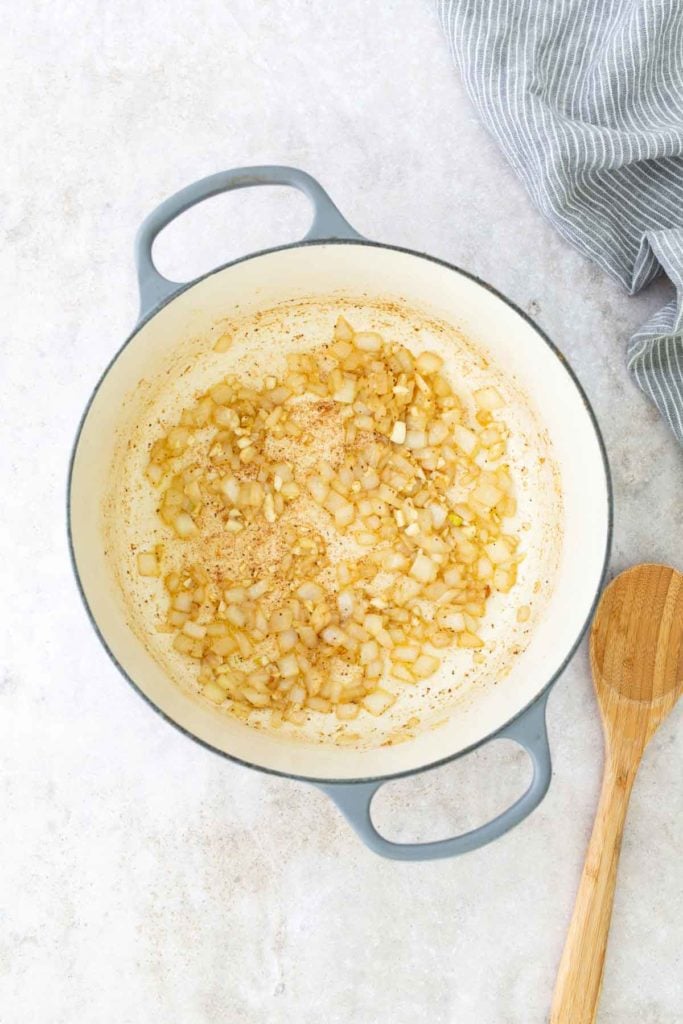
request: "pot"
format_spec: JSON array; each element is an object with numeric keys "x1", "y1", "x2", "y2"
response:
[{"x1": 68, "y1": 166, "x2": 612, "y2": 860}]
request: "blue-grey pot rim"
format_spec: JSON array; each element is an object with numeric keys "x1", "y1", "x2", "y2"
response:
[{"x1": 66, "y1": 237, "x2": 613, "y2": 787}]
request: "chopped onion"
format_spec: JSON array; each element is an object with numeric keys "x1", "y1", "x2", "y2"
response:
[
  {"x1": 354, "y1": 331, "x2": 383, "y2": 352},
  {"x1": 182, "y1": 620, "x2": 206, "y2": 640},
  {"x1": 486, "y1": 538, "x2": 511, "y2": 564},
  {"x1": 213, "y1": 332, "x2": 233, "y2": 353},
  {"x1": 321, "y1": 625, "x2": 347, "y2": 647},
  {"x1": 336, "y1": 702, "x2": 360, "y2": 720},
  {"x1": 334, "y1": 315, "x2": 354, "y2": 342},
  {"x1": 278, "y1": 653, "x2": 299, "y2": 678},
  {"x1": 458, "y1": 631, "x2": 484, "y2": 649},
  {"x1": 203, "y1": 681, "x2": 227, "y2": 702},
  {"x1": 362, "y1": 689, "x2": 397, "y2": 716},
  {"x1": 416, "y1": 351, "x2": 443, "y2": 374},
  {"x1": 333, "y1": 377, "x2": 357, "y2": 404},
  {"x1": 269, "y1": 608, "x2": 292, "y2": 632},
  {"x1": 173, "y1": 513, "x2": 197, "y2": 538},
  {"x1": 137, "y1": 551, "x2": 159, "y2": 577},
  {"x1": 410, "y1": 552, "x2": 438, "y2": 584},
  {"x1": 225, "y1": 605, "x2": 246, "y2": 628},
  {"x1": 296, "y1": 581, "x2": 324, "y2": 603},
  {"x1": 474, "y1": 386, "x2": 503, "y2": 411},
  {"x1": 390, "y1": 421, "x2": 407, "y2": 444},
  {"x1": 413, "y1": 654, "x2": 440, "y2": 679},
  {"x1": 452, "y1": 425, "x2": 478, "y2": 456},
  {"x1": 392, "y1": 645, "x2": 420, "y2": 663},
  {"x1": 141, "y1": 316, "x2": 521, "y2": 728}
]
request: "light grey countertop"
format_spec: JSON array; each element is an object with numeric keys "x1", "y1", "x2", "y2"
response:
[{"x1": 2, "y1": 2, "x2": 681, "y2": 1022}]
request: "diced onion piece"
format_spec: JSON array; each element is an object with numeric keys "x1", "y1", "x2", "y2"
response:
[
  {"x1": 494, "y1": 568, "x2": 516, "y2": 593},
  {"x1": 337, "y1": 589, "x2": 355, "y2": 619},
  {"x1": 413, "y1": 654, "x2": 440, "y2": 679},
  {"x1": 235, "y1": 631, "x2": 252, "y2": 658},
  {"x1": 409, "y1": 552, "x2": 438, "y2": 584},
  {"x1": 325, "y1": 490, "x2": 351, "y2": 514},
  {"x1": 363, "y1": 614, "x2": 382, "y2": 636},
  {"x1": 474, "y1": 386, "x2": 503, "y2": 411},
  {"x1": 173, "y1": 592, "x2": 193, "y2": 613},
  {"x1": 428, "y1": 504, "x2": 448, "y2": 529},
  {"x1": 390, "y1": 421, "x2": 407, "y2": 444},
  {"x1": 428, "y1": 422, "x2": 448, "y2": 446},
  {"x1": 278, "y1": 653, "x2": 299, "y2": 678},
  {"x1": 306, "y1": 476, "x2": 329, "y2": 505},
  {"x1": 336, "y1": 702, "x2": 360, "y2": 721},
  {"x1": 306, "y1": 696, "x2": 332, "y2": 713},
  {"x1": 334, "y1": 315, "x2": 354, "y2": 342},
  {"x1": 289, "y1": 683, "x2": 306, "y2": 704},
  {"x1": 172, "y1": 634, "x2": 193, "y2": 654},
  {"x1": 404, "y1": 429, "x2": 426, "y2": 450},
  {"x1": 392, "y1": 645, "x2": 420, "y2": 663},
  {"x1": 472, "y1": 481, "x2": 503, "y2": 509},
  {"x1": 211, "y1": 636, "x2": 237, "y2": 656},
  {"x1": 459, "y1": 631, "x2": 484, "y2": 649},
  {"x1": 335, "y1": 504, "x2": 355, "y2": 529},
  {"x1": 416, "y1": 351, "x2": 443, "y2": 374},
  {"x1": 297, "y1": 625, "x2": 317, "y2": 649},
  {"x1": 206, "y1": 621, "x2": 229, "y2": 637},
  {"x1": 270, "y1": 609, "x2": 293, "y2": 632},
  {"x1": 173, "y1": 513, "x2": 198, "y2": 538},
  {"x1": 320, "y1": 625, "x2": 347, "y2": 648},
  {"x1": 486, "y1": 538, "x2": 512, "y2": 564},
  {"x1": 333, "y1": 377, "x2": 357, "y2": 404},
  {"x1": 365, "y1": 658, "x2": 383, "y2": 680},
  {"x1": 452, "y1": 425, "x2": 478, "y2": 455},
  {"x1": 362, "y1": 688, "x2": 397, "y2": 716},
  {"x1": 390, "y1": 663, "x2": 415, "y2": 683},
  {"x1": 477, "y1": 556, "x2": 494, "y2": 580},
  {"x1": 353, "y1": 331, "x2": 383, "y2": 352},
  {"x1": 166, "y1": 427, "x2": 190, "y2": 453},
  {"x1": 137, "y1": 551, "x2": 159, "y2": 577},
  {"x1": 360, "y1": 640, "x2": 379, "y2": 664},
  {"x1": 296, "y1": 581, "x2": 324, "y2": 603},
  {"x1": 203, "y1": 681, "x2": 227, "y2": 703},
  {"x1": 182, "y1": 620, "x2": 206, "y2": 639},
  {"x1": 225, "y1": 605, "x2": 246, "y2": 628},
  {"x1": 243, "y1": 687, "x2": 270, "y2": 707},
  {"x1": 219, "y1": 476, "x2": 240, "y2": 503},
  {"x1": 278, "y1": 628, "x2": 298, "y2": 652},
  {"x1": 213, "y1": 332, "x2": 233, "y2": 353}
]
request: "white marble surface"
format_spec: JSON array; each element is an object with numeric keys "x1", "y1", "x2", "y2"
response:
[{"x1": 2, "y1": 2, "x2": 681, "y2": 1022}]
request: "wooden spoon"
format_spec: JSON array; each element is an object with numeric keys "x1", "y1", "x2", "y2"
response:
[{"x1": 550, "y1": 563, "x2": 683, "y2": 1024}]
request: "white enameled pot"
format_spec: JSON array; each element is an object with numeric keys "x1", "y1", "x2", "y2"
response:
[{"x1": 68, "y1": 167, "x2": 611, "y2": 860}]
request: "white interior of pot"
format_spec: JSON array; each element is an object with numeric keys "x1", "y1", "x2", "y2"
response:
[{"x1": 70, "y1": 243, "x2": 609, "y2": 781}]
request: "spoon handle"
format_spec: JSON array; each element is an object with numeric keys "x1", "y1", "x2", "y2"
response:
[{"x1": 550, "y1": 759, "x2": 637, "y2": 1024}]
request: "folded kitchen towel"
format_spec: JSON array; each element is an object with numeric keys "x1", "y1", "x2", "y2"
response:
[{"x1": 438, "y1": 0, "x2": 683, "y2": 443}]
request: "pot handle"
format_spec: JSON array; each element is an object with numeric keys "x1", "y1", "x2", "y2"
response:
[
  {"x1": 134, "y1": 165, "x2": 362, "y2": 320},
  {"x1": 317, "y1": 690, "x2": 552, "y2": 861}
]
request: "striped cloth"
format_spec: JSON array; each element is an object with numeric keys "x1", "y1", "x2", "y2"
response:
[{"x1": 438, "y1": 0, "x2": 683, "y2": 444}]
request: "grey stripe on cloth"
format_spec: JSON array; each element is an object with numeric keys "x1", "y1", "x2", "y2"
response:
[{"x1": 438, "y1": 0, "x2": 683, "y2": 443}]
